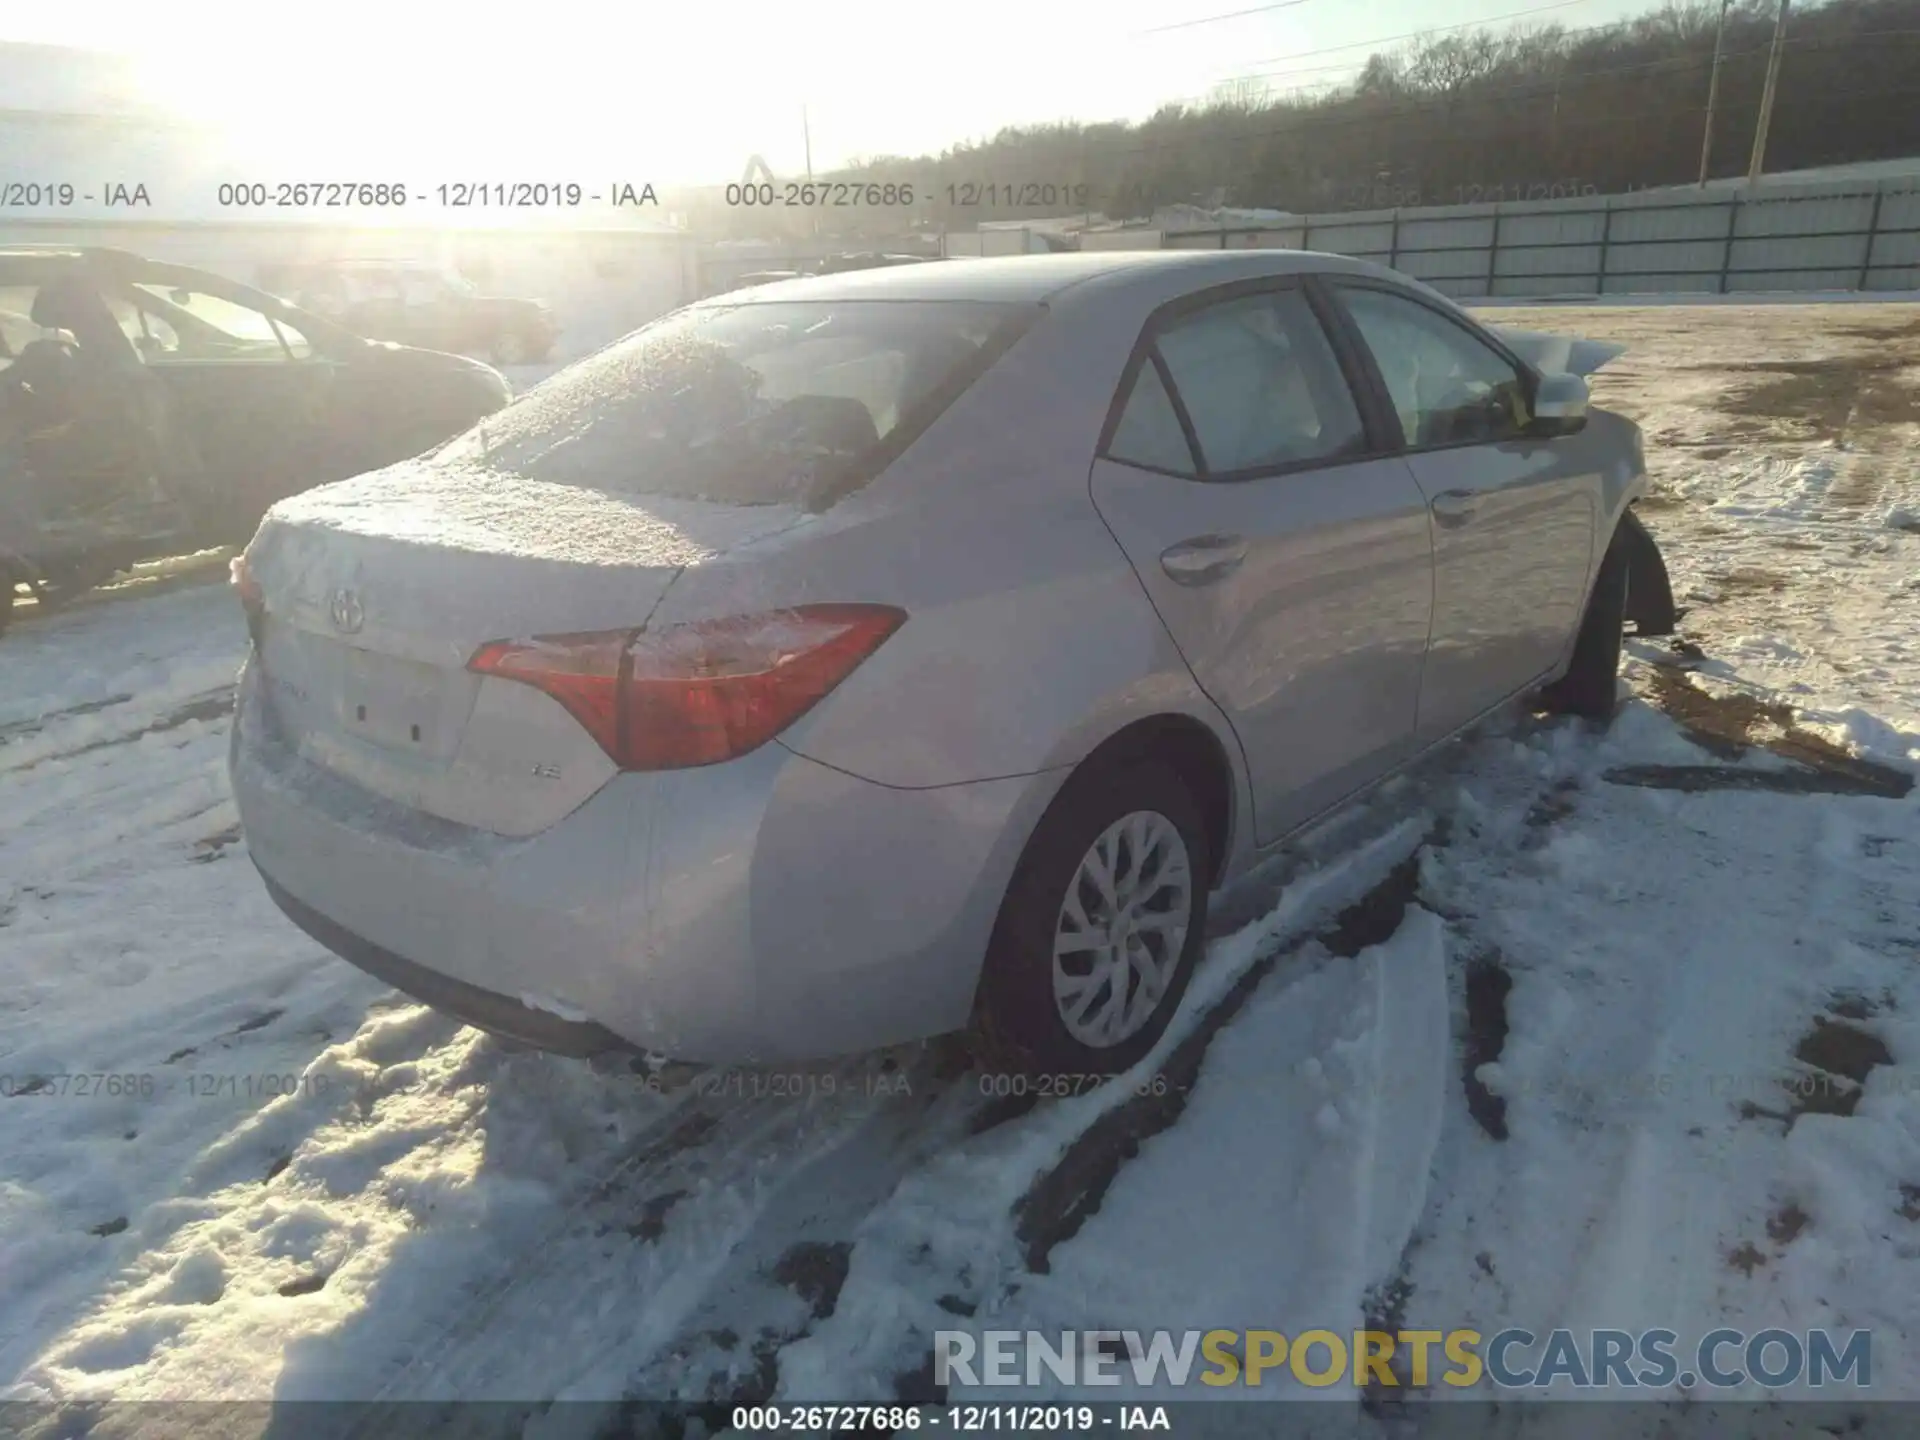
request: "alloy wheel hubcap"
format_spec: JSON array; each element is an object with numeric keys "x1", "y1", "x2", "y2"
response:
[{"x1": 1051, "y1": 810, "x2": 1194, "y2": 1049}]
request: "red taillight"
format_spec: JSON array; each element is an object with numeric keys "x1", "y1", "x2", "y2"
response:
[
  {"x1": 466, "y1": 605, "x2": 906, "y2": 771},
  {"x1": 230, "y1": 554, "x2": 263, "y2": 611},
  {"x1": 231, "y1": 554, "x2": 265, "y2": 641}
]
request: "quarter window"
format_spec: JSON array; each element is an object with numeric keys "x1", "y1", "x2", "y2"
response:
[
  {"x1": 1107, "y1": 358, "x2": 1196, "y2": 474},
  {"x1": 1335, "y1": 286, "x2": 1529, "y2": 448}
]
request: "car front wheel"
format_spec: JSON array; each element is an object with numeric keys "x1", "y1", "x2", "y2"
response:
[
  {"x1": 1539, "y1": 522, "x2": 1631, "y2": 721},
  {"x1": 974, "y1": 759, "x2": 1210, "y2": 1079}
]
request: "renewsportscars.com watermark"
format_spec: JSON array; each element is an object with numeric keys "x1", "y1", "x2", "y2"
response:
[{"x1": 935, "y1": 1328, "x2": 1872, "y2": 1391}]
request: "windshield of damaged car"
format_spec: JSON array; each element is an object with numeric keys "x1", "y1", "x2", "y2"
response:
[{"x1": 436, "y1": 300, "x2": 1030, "y2": 511}]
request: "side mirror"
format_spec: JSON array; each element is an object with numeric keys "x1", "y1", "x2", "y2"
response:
[{"x1": 1529, "y1": 371, "x2": 1589, "y2": 436}]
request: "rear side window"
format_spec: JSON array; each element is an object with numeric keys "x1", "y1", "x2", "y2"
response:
[
  {"x1": 1157, "y1": 290, "x2": 1364, "y2": 475},
  {"x1": 438, "y1": 299, "x2": 1034, "y2": 512},
  {"x1": 1106, "y1": 287, "x2": 1365, "y2": 479}
]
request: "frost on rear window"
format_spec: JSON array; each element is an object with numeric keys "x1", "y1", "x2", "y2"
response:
[{"x1": 438, "y1": 300, "x2": 1032, "y2": 512}]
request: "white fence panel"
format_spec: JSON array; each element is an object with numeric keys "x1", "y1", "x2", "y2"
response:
[{"x1": 1156, "y1": 173, "x2": 1920, "y2": 299}]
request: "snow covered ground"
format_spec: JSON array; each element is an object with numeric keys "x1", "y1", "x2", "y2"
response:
[{"x1": 2, "y1": 303, "x2": 1919, "y2": 1433}]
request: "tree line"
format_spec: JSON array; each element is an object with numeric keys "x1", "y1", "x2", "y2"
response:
[{"x1": 695, "y1": 0, "x2": 1920, "y2": 238}]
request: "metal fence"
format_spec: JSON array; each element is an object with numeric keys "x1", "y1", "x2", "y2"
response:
[{"x1": 1139, "y1": 176, "x2": 1920, "y2": 299}]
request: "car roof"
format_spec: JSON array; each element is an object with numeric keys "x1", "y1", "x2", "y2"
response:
[
  {"x1": 693, "y1": 249, "x2": 1394, "y2": 308},
  {"x1": 0, "y1": 247, "x2": 362, "y2": 344}
]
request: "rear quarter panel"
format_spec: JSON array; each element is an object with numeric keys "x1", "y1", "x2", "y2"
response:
[{"x1": 645, "y1": 294, "x2": 1252, "y2": 813}]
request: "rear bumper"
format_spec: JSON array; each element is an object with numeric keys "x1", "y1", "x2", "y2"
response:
[
  {"x1": 231, "y1": 657, "x2": 1062, "y2": 1064},
  {"x1": 256, "y1": 866, "x2": 623, "y2": 1056}
]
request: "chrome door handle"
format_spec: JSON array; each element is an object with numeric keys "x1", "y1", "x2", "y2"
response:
[
  {"x1": 1159, "y1": 535, "x2": 1248, "y2": 586},
  {"x1": 1429, "y1": 490, "x2": 1478, "y2": 528}
]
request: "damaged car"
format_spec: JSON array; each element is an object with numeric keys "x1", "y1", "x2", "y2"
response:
[
  {"x1": 1, "y1": 247, "x2": 512, "y2": 630},
  {"x1": 228, "y1": 250, "x2": 1675, "y2": 1076}
]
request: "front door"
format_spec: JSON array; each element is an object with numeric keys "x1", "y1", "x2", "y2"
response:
[
  {"x1": 1323, "y1": 281, "x2": 1600, "y2": 743},
  {"x1": 1088, "y1": 281, "x2": 1435, "y2": 847}
]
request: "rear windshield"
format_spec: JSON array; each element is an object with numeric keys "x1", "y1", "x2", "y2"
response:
[{"x1": 438, "y1": 299, "x2": 1035, "y2": 511}]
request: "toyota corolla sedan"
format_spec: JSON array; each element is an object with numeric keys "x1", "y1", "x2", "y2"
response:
[{"x1": 227, "y1": 251, "x2": 1675, "y2": 1076}]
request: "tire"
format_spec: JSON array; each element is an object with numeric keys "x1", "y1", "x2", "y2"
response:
[
  {"x1": 1538, "y1": 524, "x2": 1631, "y2": 721},
  {"x1": 973, "y1": 759, "x2": 1212, "y2": 1079}
]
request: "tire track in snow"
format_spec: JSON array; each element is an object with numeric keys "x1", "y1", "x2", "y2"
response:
[
  {"x1": 762, "y1": 805, "x2": 1456, "y2": 1408},
  {"x1": 321, "y1": 1047, "x2": 965, "y2": 1434},
  {"x1": 1385, "y1": 666, "x2": 1920, "y2": 1403}
]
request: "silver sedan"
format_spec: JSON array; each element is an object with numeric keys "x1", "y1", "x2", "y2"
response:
[{"x1": 228, "y1": 250, "x2": 1674, "y2": 1075}]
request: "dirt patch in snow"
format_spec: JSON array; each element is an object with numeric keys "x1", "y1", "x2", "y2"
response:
[
  {"x1": 1727, "y1": 1240, "x2": 1771, "y2": 1276},
  {"x1": 1461, "y1": 951, "x2": 1515, "y2": 1142},
  {"x1": 1736, "y1": 1008, "x2": 1896, "y2": 1129},
  {"x1": 770, "y1": 1240, "x2": 853, "y2": 1322},
  {"x1": 1767, "y1": 1202, "x2": 1810, "y2": 1246},
  {"x1": 1710, "y1": 353, "x2": 1920, "y2": 450},
  {"x1": 1615, "y1": 665, "x2": 1914, "y2": 799}
]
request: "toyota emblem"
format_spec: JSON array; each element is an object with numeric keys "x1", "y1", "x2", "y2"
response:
[{"x1": 328, "y1": 587, "x2": 365, "y2": 634}]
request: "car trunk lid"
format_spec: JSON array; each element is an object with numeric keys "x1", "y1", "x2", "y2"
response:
[{"x1": 244, "y1": 458, "x2": 814, "y2": 831}]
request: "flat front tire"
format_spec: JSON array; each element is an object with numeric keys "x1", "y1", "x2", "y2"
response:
[
  {"x1": 974, "y1": 760, "x2": 1211, "y2": 1079},
  {"x1": 1539, "y1": 524, "x2": 1631, "y2": 721}
]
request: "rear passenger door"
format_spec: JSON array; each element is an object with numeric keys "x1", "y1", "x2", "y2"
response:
[
  {"x1": 1321, "y1": 280, "x2": 1598, "y2": 743},
  {"x1": 1088, "y1": 279, "x2": 1435, "y2": 848}
]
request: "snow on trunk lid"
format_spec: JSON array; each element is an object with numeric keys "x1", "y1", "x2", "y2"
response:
[{"x1": 243, "y1": 460, "x2": 813, "y2": 834}]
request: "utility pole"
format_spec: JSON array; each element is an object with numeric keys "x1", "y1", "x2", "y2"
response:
[
  {"x1": 1698, "y1": 0, "x2": 1733, "y2": 186},
  {"x1": 802, "y1": 104, "x2": 818, "y2": 241},
  {"x1": 1747, "y1": 0, "x2": 1791, "y2": 186}
]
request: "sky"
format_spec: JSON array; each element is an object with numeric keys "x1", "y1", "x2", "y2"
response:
[{"x1": 2, "y1": 0, "x2": 1663, "y2": 186}]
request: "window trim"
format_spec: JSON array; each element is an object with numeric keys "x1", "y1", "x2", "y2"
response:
[
  {"x1": 124, "y1": 281, "x2": 311, "y2": 364},
  {"x1": 1095, "y1": 273, "x2": 1395, "y2": 485},
  {"x1": 1310, "y1": 274, "x2": 1545, "y2": 457}
]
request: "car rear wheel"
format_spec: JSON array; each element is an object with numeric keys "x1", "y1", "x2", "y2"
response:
[{"x1": 973, "y1": 760, "x2": 1210, "y2": 1079}]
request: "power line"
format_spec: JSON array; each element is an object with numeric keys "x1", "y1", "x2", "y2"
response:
[
  {"x1": 1135, "y1": 0, "x2": 1313, "y2": 36},
  {"x1": 1228, "y1": 0, "x2": 1594, "y2": 68},
  {"x1": 1169, "y1": 22, "x2": 1920, "y2": 113},
  {"x1": 1207, "y1": 16, "x2": 1642, "y2": 89}
]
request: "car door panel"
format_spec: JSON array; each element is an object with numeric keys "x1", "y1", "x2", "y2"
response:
[
  {"x1": 1088, "y1": 282, "x2": 1434, "y2": 849},
  {"x1": 147, "y1": 360, "x2": 340, "y2": 492},
  {"x1": 1324, "y1": 281, "x2": 1599, "y2": 742},
  {"x1": 1398, "y1": 442, "x2": 1595, "y2": 739},
  {"x1": 1091, "y1": 454, "x2": 1434, "y2": 843}
]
